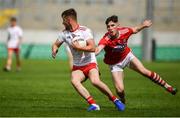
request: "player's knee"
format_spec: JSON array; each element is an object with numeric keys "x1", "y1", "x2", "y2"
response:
[
  {"x1": 91, "y1": 79, "x2": 100, "y2": 86},
  {"x1": 7, "y1": 56, "x2": 12, "y2": 59},
  {"x1": 71, "y1": 79, "x2": 80, "y2": 87}
]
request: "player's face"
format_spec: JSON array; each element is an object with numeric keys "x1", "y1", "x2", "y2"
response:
[
  {"x1": 62, "y1": 16, "x2": 71, "y2": 30},
  {"x1": 106, "y1": 21, "x2": 118, "y2": 37},
  {"x1": 10, "y1": 21, "x2": 16, "y2": 27}
]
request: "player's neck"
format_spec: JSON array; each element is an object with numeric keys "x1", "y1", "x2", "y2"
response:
[
  {"x1": 110, "y1": 31, "x2": 119, "y2": 39},
  {"x1": 70, "y1": 23, "x2": 79, "y2": 32},
  {"x1": 11, "y1": 24, "x2": 16, "y2": 27}
]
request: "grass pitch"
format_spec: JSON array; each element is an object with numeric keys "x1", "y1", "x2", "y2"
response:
[{"x1": 0, "y1": 59, "x2": 180, "y2": 117}]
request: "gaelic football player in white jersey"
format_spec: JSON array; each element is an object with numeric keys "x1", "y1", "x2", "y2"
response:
[
  {"x1": 4, "y1": 17, "x2": 23, "y2": 72},
  {"x1": 52, "y1": 8, "x2": 125, "y2": 111}
]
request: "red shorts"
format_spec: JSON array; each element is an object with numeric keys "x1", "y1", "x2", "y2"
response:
[
  {"x1": 8, "y1": 48, "x2": 20, "y2": 53},
  {"x1": 72, "y1": 63, "x2": 97, "y2": 77}
]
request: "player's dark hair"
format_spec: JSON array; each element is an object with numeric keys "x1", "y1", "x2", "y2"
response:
[
  {"x1": 61, "y1": 8, "x2": 77, "y2": 21},
  {"x1": 105, "y1": 15, "x2": 118, "y2": 25},
  {"x1": 10, "y1": 17, "x2": 17, "y2": 22}
]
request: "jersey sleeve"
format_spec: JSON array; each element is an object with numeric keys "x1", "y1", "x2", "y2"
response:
[
  {"x1": 98, "y1": 35, "x2": 108, "y2": 46},
  {"x1": 121, "y1": 27, "x2": 133, "y2": 38},
  {"x1": 57, "y1": 32, "x2": 65, "y2": 43},
  {"x1": 127, "y1": 27, "x2": 133, "y2": 35},
  {"x1": 18, "y1": 27, "x2": 23, "y2": 37},
  {"x1": 84, "y1": 28, "x2": 93, "y2": 40}
]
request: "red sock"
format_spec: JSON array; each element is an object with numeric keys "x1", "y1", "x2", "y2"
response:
[
  {"x1": 149, "y1": 71, "x2": 167, "y2": 87},
  {"x1": 86, "y1": 96, "x2": 96, "y2": 105},
  {"x1": 110, "y1": 96, "x2": 117, "y2": 102}
]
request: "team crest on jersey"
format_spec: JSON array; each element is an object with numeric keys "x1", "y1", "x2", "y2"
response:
[
  {"x1": 72, "y1": 33, "x2": 80, "y2": 38},
  {"x1": 72, "y1": 34, "x2": 76, "y2": 38},
  {"x1": 67, "y1": 36, "x2": 71, "y2": 39}
]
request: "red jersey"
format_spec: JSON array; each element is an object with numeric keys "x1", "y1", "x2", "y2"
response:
[{"x1": 98, "y1": 27, "x2": 133, "y2": 65}]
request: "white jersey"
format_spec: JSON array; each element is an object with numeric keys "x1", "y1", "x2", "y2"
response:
[
  {"x1": 57, "y1": 25, "x2": 97, "y2": 66},
  {"x1": 7, "y1": 26, "x2": 23, "y2": 48}
]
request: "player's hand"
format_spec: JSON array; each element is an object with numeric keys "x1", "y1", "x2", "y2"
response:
[
  {"x1": 72, "y1": 40, "x2": 81, "y2": 50},
  {"x1": 52, "y1": 49, "x2": 58, "y2": 59},
  {"x1": 143, "y1": 20, "x2": 152, "y2": 27}
]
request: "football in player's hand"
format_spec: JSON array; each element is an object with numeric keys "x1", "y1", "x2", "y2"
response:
[{"x1": 72, "y1": 37, "x2": 87, "y2": 47}]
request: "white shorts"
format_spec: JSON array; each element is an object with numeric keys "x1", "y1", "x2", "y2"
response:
[{"x1": 109, "y1": 52, "x2": 135, "y2": 72}]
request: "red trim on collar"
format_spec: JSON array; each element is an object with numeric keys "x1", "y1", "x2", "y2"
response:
[{"x1": 70, "y1": 24, "x2": 79, "y2": 32}]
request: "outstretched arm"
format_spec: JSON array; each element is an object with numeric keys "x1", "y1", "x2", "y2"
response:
[
  {"x1": 132, "y1": 20, "x2": 152, "y2": 34},
  {"x1": 95, "y1": 45, "x2": 105, "y2": 56},
  {"x1": 52, "y1": 39, "x2": 63, "y2": 59}
]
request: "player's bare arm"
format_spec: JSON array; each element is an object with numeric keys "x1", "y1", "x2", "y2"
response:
[
  {"x1": 52, "y1": 39, "x2": 63, "y2": 58},
  {"x1": 72, "y1": 39, "x2": 96, "y2": 52},
  {"x1": 132, "y1": 20, "x2": 152, "y2": 34},
  {"x1": 95, "y1": 45, "x2": 105, "y2": 56},
  {"x1": 17, "y1": 36, "x2": 23, "y2": 47}
]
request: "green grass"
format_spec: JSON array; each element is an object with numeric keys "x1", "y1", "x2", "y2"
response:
[{"x1": 0, "y1": 59, "x2": 180, "y2": 117}]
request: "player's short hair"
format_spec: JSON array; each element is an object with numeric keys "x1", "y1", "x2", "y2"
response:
[
  {"x1": 105, "y1": 15, "x2": 118, "y2": 25},
  {"x1": 61, "y1": 8, "x2": 77, "y2": 21},
  {"x1": 10, "y1": 17, "x2": 17, "y2": 22}
]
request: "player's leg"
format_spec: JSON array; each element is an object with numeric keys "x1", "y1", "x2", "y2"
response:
[
  {"x1": 4, "y1": 49, "x2": 13, "y2": 71},
  {"x1": 129, "y1": 56, "x2": 177, "y2": 95},
  {"x1": 71, "y1": 70, "x2": 100, "y2": 111},
  {"x1": 89, "y1": 68, "x2": 114, "y2": 98},
  {"x1": 15, "y1": 49, "x2": 21, "y2": 71},
  {"x1": 111, "y1": 71, "x2": 126, "y2": 104},
  {"x1": 88, "y1": 68, "x2": 125, "y2": 111}
]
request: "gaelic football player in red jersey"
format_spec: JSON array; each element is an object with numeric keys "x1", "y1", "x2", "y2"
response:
[
  {"x1": 52, "y1": 9, "x2": 125, "y2": 111},
  {"x1": 96, "y1": 15, "x2": 177, "y2": 104}
]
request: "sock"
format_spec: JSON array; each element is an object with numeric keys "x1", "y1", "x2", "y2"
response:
[
  {"x1": 109, "y1": 96, "x2": 118, "y2": 102},
  {"x1": 86, "y1": 96, "x2": 96, "y2": 105},
  {"x1": 117, "y1": 91, "x2": 125, "y2": 99},
  {"x1": 148, "y1": 72, "x2": 171, "y2": 89},
  {"x1": 6, "y1": 66, "x2": 11, "y2": 70},
  {"x1": 117, "y1": 91, "x2": 125, "y2": 104}
]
